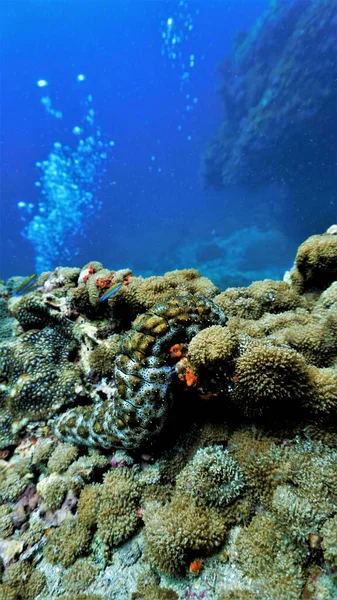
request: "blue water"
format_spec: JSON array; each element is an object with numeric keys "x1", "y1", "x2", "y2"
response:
[{"x1": 0, "y1": 0, "x2": 335, "y2": 287}]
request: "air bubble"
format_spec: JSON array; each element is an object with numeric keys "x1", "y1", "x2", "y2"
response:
[{"x1": 22, "y1": 83, "x2": 113, "y2": 273}]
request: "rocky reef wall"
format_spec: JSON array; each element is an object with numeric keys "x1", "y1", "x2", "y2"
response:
[{"x1": 202, "y1": 0, "x2": 337, "y2": 233}]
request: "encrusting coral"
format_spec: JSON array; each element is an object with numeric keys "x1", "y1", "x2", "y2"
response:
[
  {"x1": 0, "y1": 318, "x2": 81, "y2": 447},
  {"x1": 0, "y1": 228, "x2": 336, "y2": 598}
]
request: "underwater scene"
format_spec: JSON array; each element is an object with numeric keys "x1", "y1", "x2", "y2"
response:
[{"x1": 0, "y1": 0, "x2": 336, "y2": 598}]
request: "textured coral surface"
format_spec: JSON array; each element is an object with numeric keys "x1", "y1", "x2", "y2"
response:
[{"x1": 0, "y1": 230, "x2": 336, "y2": 599}]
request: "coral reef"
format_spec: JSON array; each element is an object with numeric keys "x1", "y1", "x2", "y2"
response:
[
  {"x1": 231, "y1": 344, "x2": 312, "y2": 419},
  {"x1": 288, "y1": 230, "x2": 337, "y2": 293},
  {"x1": 0, "y1": 314, "x2": 81, "y2": 447},
  {"x1": 143, "y1": 495, "x2": 227, "y2": 575},
  {"x1": 175, "y1": 445, "x2": 244, "y2": 508},
  {"x1": 1, "y1": 560, "x2": 46, "y2": 599},
  {"x1": 53, "y1": 295, "x2": 227, "y2": 449},
  {"x1": 214, "y1": 279, "x2": 303, "y2": 320},
  {"x1": 0, "y1": 229, "x2": 336, "y2": 598}
]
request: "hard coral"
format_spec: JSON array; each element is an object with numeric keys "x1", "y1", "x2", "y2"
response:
[
  {"x1": 143, "y1": 495, "x2": 226, "y2": 575},
  {"x1": 219, "y1": 592, "x2": 258, "y2": 600},
  {"x1": 0, "y1": 505, "x2": 13, "y2": 538},
  {"x1": 316, "y1": 281, "x2": 337, "y2": 310},
  {"x1": 307, "y1": 366, "x2": 337, "y2": 420},
  {"x1": 86, "y1": 269, "x2": 114, "y2": 306},
  {"x1": 321, "y1": 515, "x2": 337, "y2": 569},
  {"x1": 131, "y1": 583, "x2": 179, "y2": 600},
  {"x1": 188, "y1": 326, "x2": 238, "y2": 371},
  {"x1": 47, "y1": 442, "x2": 79, "y2": 473},
  {"x1": 0, "y1": 325, "x2": 81, "y2": 447},
  {"x1": 233, "y1": 512, "x2": 304, "y2": 600},
  {"x1": 44, "y1": 519, "x2": 92, "y2": 567},
  {"x1": 88, "y1": 336, "x2": 122, "y2": 378},
  {"x1": 63, "y1": 558, "x2": 98, "y2": 594},
  {"x1": 122, "y1": 269, "x2": 218, "y2": 319},
  {"x1": 0, "y1": 298, "x2": 16, "y2": 341},
  {"x1": 214, "y1": 280, "x2": 302, "y2": 320},
  {"x1": 77, "y1": 485, "x2": 99, "y2": 529},
  {"x1": 1, "y1": 561, "x2": 46, "y2": 599},
  {"x1": 96, "y1": 468, "x2": 141, "y2": 550},
  {"x1": 280, "y1": 315, "x2": 337, "y2": 367},
  {"x1": 290, "y1": 232, "x2": 337, "y2": 293},
  {"x1": 11, "y1": 294, "x2": 71, "y2": 332},
  {"x1": 36, "y1": 472, "x2": 79, "y2": 511},
  {"x1": 175, "y1": 445, "x2": 244, "y2": 508},
  {"x1": 232, "y1": 344, "x2": 312, "y2": 419},
  {"x1": 53, "y1": 295, "x2": 227, "y2": 449},
  {"x1": 0, "y1": 469, "x2": 31, "y2": 503},
  {"x1": 58, "y1": 596, "x2": 103, "y2": 600}
]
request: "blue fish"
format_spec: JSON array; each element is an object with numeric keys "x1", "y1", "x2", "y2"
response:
[
  {"x1": 99, "y1": 281, "x2": 124, "y2": 301},
  {"x1": 14, "y1": 273, "x2": 37, "y2": 295}
]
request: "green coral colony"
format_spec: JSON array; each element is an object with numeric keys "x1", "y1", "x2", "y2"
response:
[{"x1": 0, "y1": 229, "x2": 336, "y2": 599}]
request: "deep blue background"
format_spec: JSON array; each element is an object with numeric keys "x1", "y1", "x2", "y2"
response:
[{"x1": 1, "y1": 0, "x2": 295, "y2": 284}]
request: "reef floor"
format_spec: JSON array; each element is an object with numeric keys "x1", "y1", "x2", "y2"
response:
[{"x1": 0, "y1": 228, "x2": 336, "y2": 600}]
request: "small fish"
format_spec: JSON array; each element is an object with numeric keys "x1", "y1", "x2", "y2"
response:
[
  {"x1": 99, "y1": 281, "x2": 124, "y2": 301},
  {"x1": 14, "y1": 273, "x2": 37, "y2": 295}
]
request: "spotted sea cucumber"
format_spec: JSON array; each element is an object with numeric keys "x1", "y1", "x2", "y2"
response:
[{"x1": 53, "y1": 295, "x2": 227, "y2": 449}]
